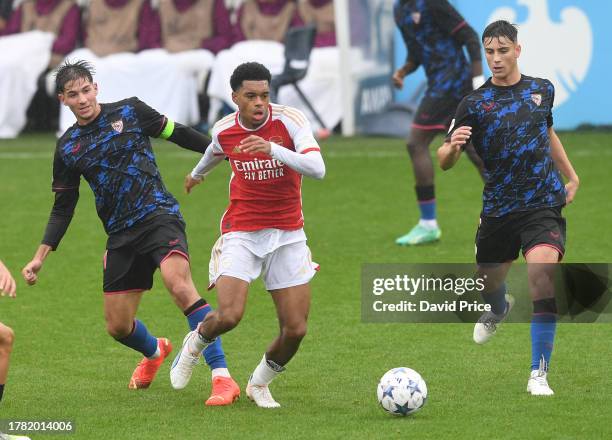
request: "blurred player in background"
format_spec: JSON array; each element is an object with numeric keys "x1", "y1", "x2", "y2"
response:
[
  {"x1": 0, "y1": 259, "x2": 17, "y2": 406},
  {"x1": 171, "y1": 62, "x2": 325, "y2": 408},
  {"x1": 21, "y1": 60, "x2": 240, "y2": 405},
  {"x1": 393, "y1": 0, "x2": 485, "y2": 245},
  {"x1": 438, "y1": 20, "x2": 579, "y2": 396}
]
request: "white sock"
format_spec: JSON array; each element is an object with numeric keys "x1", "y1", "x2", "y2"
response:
[
  {"x1": 147, "y1": 344, "x2": 161, "y2": 360},
  {"x1": 249, "y1": 355, "x2": 283, "y2": 386},
  {"x1": 211, "y1": 368, "x2": 231, "y2": 378},
  {"x1": 418, "y1": 219, "x2": 438, "y2": 229}
]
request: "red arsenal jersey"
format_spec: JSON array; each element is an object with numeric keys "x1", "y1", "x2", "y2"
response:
[{"x1": 211, "y1": 104, "x2": 321, "y2": 234}]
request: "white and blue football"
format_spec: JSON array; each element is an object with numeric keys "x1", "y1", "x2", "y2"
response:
[{"x1": 377, "y1": 367, "x2": 428, "y2": 416}]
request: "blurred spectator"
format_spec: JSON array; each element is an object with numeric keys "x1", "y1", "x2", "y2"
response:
[
  {"x1": 140, "y1": 0, "x2": 234, "y2": 124},
  {"x1": 142, "y1": 0, "x2": 233, "y2": 54},
  {"x1": 234, "y1": 0, "x2": 302, "y2": 43},
  {"x1": 1, "y1": 0, "x2": 80, "y2": 68},
  {"x1": 297, "y1": 0, "x2": 335, "y2": 47},
  {"x1": 83, "y1": 0, "x2": 153, "y2": 56},
  {"x1": 0, "y1": 0, "x2": 80, "y2": 132}
]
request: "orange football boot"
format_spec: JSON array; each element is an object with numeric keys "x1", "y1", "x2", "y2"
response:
[
  {"x1": 128, "y1": 338, "x2": 173, "y2": 389},
  {"x1": 205, "y1": 376, "x2": 241, "y2": 406}
]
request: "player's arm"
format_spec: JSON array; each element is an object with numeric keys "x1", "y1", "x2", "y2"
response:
[
  {"x1": 22, "y1": 149, "x2": 80, "y2": 286},
  {"x1": 393, "y1": 5, "x2": 420, "y2": 89},
  {"x1": 431, "y1": 0, "x2": 483, "y2": 87},
  {"x1": 548, "y1": 127, "x2": 579, "y2": 204},
  {"x1": 239, "y1": 135, "x2": 325, "y2": 179},
  {"x1": 240, "y1": 111, "x2": 325, "y2": 179},
  {"x1": 437, "y1": 126, "x2": 471, "y2": 170},
  {"x1": 132, "y1": 97, "x2": 211, "y2": 153},
  {"x1": 0, "y1": 259, "x2": 16, "y2": 298},
  {"x1": 185, "y1": 141, "x2": 226, "y2": 193},
  {"x1": 437, "y1": 98, "x2": 474, "y2": 170},
  {"x1": 393, "y1": 40, "x2": 420, "y2": 89}
]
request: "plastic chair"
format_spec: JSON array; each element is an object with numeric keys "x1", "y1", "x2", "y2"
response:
[{"x1": 270, "y1": 24, "x2": 326, "y2": 129}]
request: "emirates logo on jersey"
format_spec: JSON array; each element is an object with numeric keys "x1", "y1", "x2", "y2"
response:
[
  {"x1": 531, "y1": 94, "x2": 542, "y2": 106},
  {"x1": 111, "y1": 120, "x2": 124, "y2": 133},
  {"x1": 411, "y1": 12, "x2": 421, "y2": 24}
]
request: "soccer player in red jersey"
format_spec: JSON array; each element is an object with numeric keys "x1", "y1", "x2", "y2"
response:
[{"x1": 171, "y1": 62, "x2": 325, "y2": 408}]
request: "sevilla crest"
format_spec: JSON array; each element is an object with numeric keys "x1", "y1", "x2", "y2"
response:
[{"x1": 111, "y1": 120, "x2": 124, "y2": 133}]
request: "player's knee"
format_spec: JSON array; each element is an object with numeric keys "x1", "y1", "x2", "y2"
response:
[
  {"x1": 106, "y1": 321, "x2": 133, "y2": 339},
  {"x1": 282, "y1": 322, "x2": 307, "y2": 341},
  {"x1": 217, "y1": 310, "x2": 242, "y2": 331},
  {"x1": 167, "y1": 278, "x2": 196, "y2": 303},
  {"x1": 0, "y1": 324, "x2": 15, "y2": 350}
]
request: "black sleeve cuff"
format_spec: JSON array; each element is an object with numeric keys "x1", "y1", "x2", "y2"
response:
[{"x1": 167, "y1": 123, "x2": 211, "y2": 154}]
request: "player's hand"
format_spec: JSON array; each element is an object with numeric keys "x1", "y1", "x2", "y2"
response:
[
  {"x1": 392, "y1": 69, "x2": 405, "y2": 89},
  {"x1": 450, "y1": 126, "x2": 472, "y2": 151},
  {"x1": 0, "y1": 262, "x2": 16, "y2": 297},
  {"x1": 239, "y1": 135, "x2": 271, "y2": 155},
  {"x1": 565, "y1": 179, "x2": 579, "y2": 204},
  {"x1": 22, "y1": 259, "x2": 43, "y2": 286},
  {"x1": 184, "y1": 173, "x2": 203, "y2": 194}
]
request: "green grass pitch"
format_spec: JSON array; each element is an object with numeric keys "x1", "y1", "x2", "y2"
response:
[{"x1": 0, "y1": 131, "x2": 610, "y2": 439}]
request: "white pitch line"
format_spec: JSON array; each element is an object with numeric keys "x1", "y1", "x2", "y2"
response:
[{"x1": 0, "y1": 152, "x2": 53, "y2": 159}]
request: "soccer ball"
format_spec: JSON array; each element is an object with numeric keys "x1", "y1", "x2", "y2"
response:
[{"x1": 377, "y1": 367, "x2": 427, "y2": 416}]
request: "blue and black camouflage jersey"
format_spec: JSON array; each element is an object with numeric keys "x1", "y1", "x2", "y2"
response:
[
  {"x1": 393, "y1": 0, "x2": 475, "y2": 99},
  {"x1": 447, "y1": 75, "x2": 566, "y2": 217},
  {"x1": 52, "y1": 97, "x2": 181, "y2": 235}
]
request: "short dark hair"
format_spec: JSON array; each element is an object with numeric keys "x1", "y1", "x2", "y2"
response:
[
  {"x1": 230, "y1": 62, "x2": 272, "y2": 92},
  {"x1": 482, "y1": 20, "x2": 518, "y2": 44},
  {"x1": 55, "y1": 59, "x2": 95, "y2": 94}
]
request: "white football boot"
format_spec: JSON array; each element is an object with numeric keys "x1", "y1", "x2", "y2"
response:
[
  {"x1": 246, "y1": 378, "x2": 281, "y2": 408},
  {"x1": 170, "y1": 331, "x2": 208, "y2": 389},
  {"x1": 473, "y1": 294, "x2": 515, "y2": 344},
  {"x1": 527, "y1": 358, "x2": 554, "y2": 396}
]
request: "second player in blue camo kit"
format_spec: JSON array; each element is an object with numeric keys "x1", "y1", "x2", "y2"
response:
[
  {"x1": 438, "y1": 20, "x2": 579, "y2": 396},
  {"x1": 393, "y1": 0, "x2": 486, "y2": 246}
]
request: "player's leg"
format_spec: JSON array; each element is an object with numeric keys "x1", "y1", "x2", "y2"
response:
[
  {"x1": 104, "y1": 247, "x2": 172, "y2": 389},
  {"x1": 170, "y1": 275, "x2": 249, "y2": 393},
  {"x1": 247, "y1": 240, "x2": 318, "y2": 408},
  {"x1": 160, "y1": 252, "x2": 231, "y2": 380},
  {"x1": 147, "y1": 218, "x2": 237, "y2": 402},
  {"x1": 0, "y1": 322, "x2": 15, "y2": 403},
  {"x1": 396, "y1": 125, "x2": 441, "y2": 246},
  {"x1": 522, "y1": 207, "x2": 565, "y2": 396},
  {"x1": 170, "y1": 235, "x2": 257, "y2": 393},
  {"x1": 473, "y1": 215, "x2": 520, "y2": 344},
  {"x1": 246, "y1": 282, "x2": 310, "y2": 409}
]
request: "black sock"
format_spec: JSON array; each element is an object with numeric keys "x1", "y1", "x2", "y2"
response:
[{"x1": 0, "y1": 384, "x2": 4, "y2": 402}]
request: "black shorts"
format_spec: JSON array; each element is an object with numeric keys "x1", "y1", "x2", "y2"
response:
[
  {"x1": 103, "y1": 215, "x2": 189, "y2": 294},
  {"x1": 412, "y1": 96, "x2": 461, "y2": 131},
  {"x1": 475, "y1": 206, "x2": 566, "y2": 264}
]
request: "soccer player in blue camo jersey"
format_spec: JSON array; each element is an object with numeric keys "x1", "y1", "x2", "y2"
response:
[
  {"x1": 20, "y1": 60, "x2": 240, "y2": 405},
  {"x1": 438, "y1": 21, "x2": 579, "y2": 396},
  {"x1": 393, "y1": 0, "x2": 485, "y2": 245}
]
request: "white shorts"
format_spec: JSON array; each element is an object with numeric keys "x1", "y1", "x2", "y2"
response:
[{"x1": 208, "y1": 229, "x2": 319, "y2": 291}]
